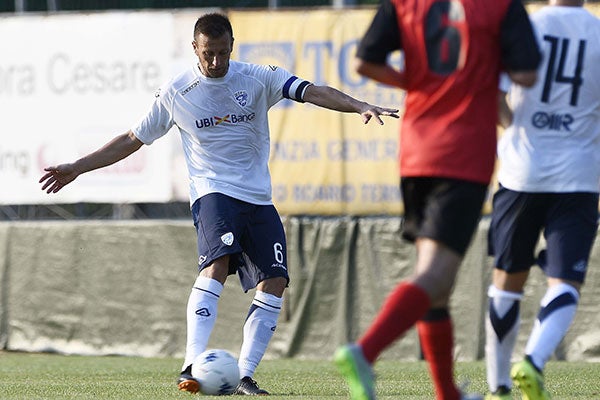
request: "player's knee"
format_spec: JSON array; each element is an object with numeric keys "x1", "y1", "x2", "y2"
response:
[
  {"x1": 412, "y1": 270, "x2": 456, "y2": 303},
  {"x1": 257, "y1": 276, "x2": 287, "y2": 296}
]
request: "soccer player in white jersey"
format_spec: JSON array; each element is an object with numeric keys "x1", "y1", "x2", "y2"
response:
[
  {"x1": 39, "y1": 13, "x2": 398, "y2": 395},
  {"x1": 485, "y1": 1, "x2": 600, "y2": 399}
]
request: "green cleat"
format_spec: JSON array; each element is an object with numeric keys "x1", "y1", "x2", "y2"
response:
[
  {"x1": 334, "y1": 344, "x2": 375, "y2": 400},
  {"x1": 511, "y1": 359, "x2": 550, "y2": 400}
]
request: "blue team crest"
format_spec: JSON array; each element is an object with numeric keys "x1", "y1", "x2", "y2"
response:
[
  {"x1": 234, "y1": 90, "x2": 249, "y2": 107},
  {"x1": 221, "y1": 232, "x2": 234, "y2": 246}
]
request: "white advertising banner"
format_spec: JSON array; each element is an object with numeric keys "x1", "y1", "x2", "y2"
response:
[{"x1": 0, "y1": 12, "x2": 178, "y2": 204}]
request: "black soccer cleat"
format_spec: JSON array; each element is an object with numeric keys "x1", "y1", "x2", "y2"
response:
[
  {"x1": 177, "y1": 364, "x2": 200, "y2": 394},
  {"x1": 234, "y1": 376, "x2": 269, "y2": 396}
]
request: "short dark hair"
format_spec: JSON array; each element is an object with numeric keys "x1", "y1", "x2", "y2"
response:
[{"x1": 194, "y1": 13, "x2": 233, "y2": 39}]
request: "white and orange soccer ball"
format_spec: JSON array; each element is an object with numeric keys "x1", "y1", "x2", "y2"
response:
[{"x1": 191, "y1": 349, "x2": 240, "y2": 395}]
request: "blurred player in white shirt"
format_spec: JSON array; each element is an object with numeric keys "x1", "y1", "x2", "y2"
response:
[{"x1": 485, "y1": 2, "x2": 600, "y2": 399}]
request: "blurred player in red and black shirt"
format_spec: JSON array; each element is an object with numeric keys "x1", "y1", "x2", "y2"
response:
[{"x1": 335, "y1": 1, "x2": 541, "y2": 399}]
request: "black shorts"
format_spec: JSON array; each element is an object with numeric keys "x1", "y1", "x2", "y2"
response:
[
  {"x1": 401, "y1": 177, "x2": 488, "y2": 256},
  {"x1": 192, "y1": 193, "x2": 290, "y2": 292},
  {"x1": 488, "y1": 186, "x2": 598, "y2": 283}
]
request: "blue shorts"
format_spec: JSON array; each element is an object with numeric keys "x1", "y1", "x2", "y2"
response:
[
  {"x1": 488, "y1": 186, "x2": 599, "y2": 283},
  {"x1": 192, "y1": 193, "x2": 289, "y2": 292},
  {"x1": 401, "y1": 177, "x2": 488, "y2": 255}
]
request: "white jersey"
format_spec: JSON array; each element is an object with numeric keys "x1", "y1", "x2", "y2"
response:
[
  {"x1": 132, "y1": 61, "x2": 311, "y2": 205},
  {"x1": 498, "y1": 6, "x2": 600, "y2": 193}
]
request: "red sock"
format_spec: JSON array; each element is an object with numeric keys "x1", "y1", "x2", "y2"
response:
[
  {"x1": 417, "y1": 313, "x2": 460, "y2": 400},
  {"x1": 358, "y1": 282, "x2": 430, "y2": 363}
]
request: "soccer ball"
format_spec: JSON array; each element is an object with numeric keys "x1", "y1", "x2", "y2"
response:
[{"x1": 191, "y1": 349, "x2": 240, "y2": 395}]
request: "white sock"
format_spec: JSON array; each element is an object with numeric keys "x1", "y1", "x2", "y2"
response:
[
  {"x1": 485, "y1": 285, "x2": 523, "y2": 392},
  {"x1": 525, "y1": 283, "x2": 579, "y2": 370},
  {"x1": 238, "y1": 291, "x2": 283, "y2": 378},
  {"x1": 182, "y1": 276, "x2": 224, "y2": 370}
]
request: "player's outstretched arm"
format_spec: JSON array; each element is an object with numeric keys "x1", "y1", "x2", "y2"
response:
[
  {"x1": 354, "y1": 59, "x2": 407, "y2": 90},
  {"x1": 39, "y1": 130, "x2": 144, "y2": 194},
  {"x1": 507, "y1": 70, "x2": 537, "y2": 88},
  {"x1": 302, "y1": 84, "x2": 399, "y2": 125}
]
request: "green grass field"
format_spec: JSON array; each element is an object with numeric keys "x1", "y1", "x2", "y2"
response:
[{"x1": 1, "y1": 351, "x2": 599, "y2": 399}]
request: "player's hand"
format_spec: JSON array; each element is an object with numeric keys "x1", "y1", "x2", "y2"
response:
[
  {"x1": 360, "y1": 105, "x2": 400, "y2": 125},
  {"x1": 39, "y1": 164, "x2": 79, "y2": 194}
]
